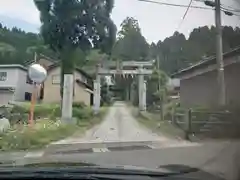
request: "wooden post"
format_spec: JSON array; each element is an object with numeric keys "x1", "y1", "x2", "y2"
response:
[
  {"x1": 171, "y1": 106, "x2": 175, "y2": 125},
  {"x1": 29, "y1": 83, "x2": 37, "y2": 127},
  {"x1": 185, "y1": 109, "x2": 192, "y2": 140}
]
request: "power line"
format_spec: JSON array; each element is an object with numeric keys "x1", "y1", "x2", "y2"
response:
[
  {"x1": 138, "y1": 0, "x2": 240, "y2": 17},
  {"x1": 220, "y1": 6, "x2": 240, "y2": 16},
  {"x1": 182, "y1": 0, "x2": 194, "y2": 21},
  {"x1": 193, "y1": 0, "x2": 240, "y2": 16},
  {"x1": 194, "y1": 0, "x2": 240, "y2": 11},
  {"x1": 221, "y1": 6, "x2": 240, "y2": 13},
  {"x1": 221, "y1": 4, "x2": 240, "y2": 12},
  {"x1": 138, "y1": 0, "x2": 214, "y2": 10},
  {"x1": 177, "y1": 0, "x2": 194, "y2": 30},
  {"x1": 193, "y1": 0, "x2": 240, "y2": 12}
]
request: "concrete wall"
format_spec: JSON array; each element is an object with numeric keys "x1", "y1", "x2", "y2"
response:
[
  {"x1": 224, "y1": 63, "x2": 240, "y2": 106},
  {"x1": 180, "y1": 70, "x2": 218, "y2": 108},
  {"x1": 15, "y1": 69, "x2": 33, "y2": 101},
  {"x1": 180, "y1": 62, "x2": 240, "y2": 108},
  {"x1": 0, "y1": 68, "x2": 18, "y2": 88},
  {"x1": 0, "y1": 67, "x2": 32, "y2": 101},
  {"x1": 43, "y1": 67, "x2": 91, "y2": 105}
]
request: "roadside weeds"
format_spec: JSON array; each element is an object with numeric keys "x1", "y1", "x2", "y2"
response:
[
  {"x1": 130, "y1": 106, "x2": 186, "y2": 140},
  {"x1": 0, "y1": 107, "x2": 108, "y2": 152}
]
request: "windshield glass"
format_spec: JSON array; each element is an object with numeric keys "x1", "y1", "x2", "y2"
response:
[{"x1": 0, "y1": 0, "x2": 240, "y2": 179}]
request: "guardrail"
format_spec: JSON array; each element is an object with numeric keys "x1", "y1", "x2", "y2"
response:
[{"x1": 172, "y1": 108, "x2": 238, "y2": 140}]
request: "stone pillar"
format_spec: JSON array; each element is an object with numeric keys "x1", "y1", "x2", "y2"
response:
[
  {"x1": 130, "y1": 82, "x2": 134, "y2": 103},
  {"x1": 138, "y1": 72, "x2": 144, "y2": 111},
  {"x1": 125, "y1": 86, "x2": 129, "y2": 101},
  {"x1": 142, "y1": 80, "x2": 147, "y2": 111},
  {"x1": 93, "y1": 75, "x2": 101, "y2": 114},
  {"x1": 61, "y1": 74, "x2": 74, "y2": 123}
]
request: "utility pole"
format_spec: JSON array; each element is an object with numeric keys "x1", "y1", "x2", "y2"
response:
[
  {"x1": 156, "y1": 55, "x2": 164, "y2": 121},
  {"x1": 156, "y1": 55, "x2": 160, "y2": 91},
  {"x1": 215, "y1": 0, "x2": 226, "y2": 106},
  {"x1": 34, "y1": 52, "x2": 37, "y2": 63}
]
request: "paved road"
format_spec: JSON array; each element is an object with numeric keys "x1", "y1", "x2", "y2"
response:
[
  {"x1": 5, "y1": 102, "x2": 240, "y2": 180},
  {"x1": 18, "y1": 141, "x2": 240, "y2": 180},
  {"x1": 52, "y1": 101, "x2": 192, "y2": 146}
]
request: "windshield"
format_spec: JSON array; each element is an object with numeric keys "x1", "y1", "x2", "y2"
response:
[{"x1": 0, "y1": 0, "x2": 240, "y2": 179}]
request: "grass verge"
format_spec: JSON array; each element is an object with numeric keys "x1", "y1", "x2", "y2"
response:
[
  {"x1": 0, "y1": 107, "x2": 108, "y2": 151},
  {"x1": 131, "y1": 106, "x2": 186, "y2": 140}
]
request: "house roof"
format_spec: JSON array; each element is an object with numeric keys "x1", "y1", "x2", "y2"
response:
[
  {"x1": 47, "y1": 61, "x2": 93, "y2": 90},
  {"x1": 24, "y1": 53, "x2": 59, "y2": 66},
  {"x1": 0, "y1": 87, "x2": 15, "y2": 92},
  {"x1": 76, "y1": 79, "x2": 92, "y2": 90},
  {"x1": 0, "y1": 64, "x2": 27, "y2": 71},
  {"x1": 47, "y1": 62, "x2": 92, "y2": 80},
  {"x1": 171, "y1": 46, "x2": 240, "y2": 78}
]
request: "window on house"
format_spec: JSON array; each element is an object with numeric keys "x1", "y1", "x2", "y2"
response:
[
  {"x1": 52, "y1": 75, "x2": 60, "y2": 84},
  {"x1": 26, "y1": 75, "x2": 33, "y2": 84},
  {"x1": 24, "y1": 92, "x2": 32, "y2": 101},
  {"x1": 0, "y1": 72, "x2": 7, "y2": 81}
]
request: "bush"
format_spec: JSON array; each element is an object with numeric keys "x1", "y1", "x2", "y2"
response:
[
  {"x1": 0, "y1": 106, "x2": 108, "y2": 151},
  {"x1": 9, "y1": 104, "x2": 61, "y2": 120},
  {"x1": 0, "y1": 121, "x2": 77, "y2": 151},
  {"x1": 11, "y1": 105, "x2": 27, "y2": 114},
  {"x1": 73, "y1": 107, "x2": 93, "y2": 121},
  {"x1": 73, "y1": 102, "x2": 86, "y2": 108}
]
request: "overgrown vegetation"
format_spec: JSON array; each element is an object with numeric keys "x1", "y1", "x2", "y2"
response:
[
  {"x1": 131, "y1": 106, "x2": 185, "y2": 139},
  {"x1": 0, "y1": 103, "x2": 107, "y2": 151}
]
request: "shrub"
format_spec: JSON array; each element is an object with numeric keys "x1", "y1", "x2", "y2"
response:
[
  {"x1": 9, "y1": 104, "x2": 61, "y2": 120},
  {"x1": 72, "y1": 102, "x2": 86, "y2": 108},
  {"x1": 73, "y1": 107, "x2": 93, "y2": 121},
  {"x1": 0, "y1": 121, "x2": 77, "y2": 151}
]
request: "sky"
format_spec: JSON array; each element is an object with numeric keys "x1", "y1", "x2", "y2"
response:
[{"x1": 0, "y1": 0, "x2": 239, "y2": 43}]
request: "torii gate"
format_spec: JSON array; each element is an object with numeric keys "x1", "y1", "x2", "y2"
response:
[{"x1": 93, "y1": 61, "x2": 153, "y2": 113}]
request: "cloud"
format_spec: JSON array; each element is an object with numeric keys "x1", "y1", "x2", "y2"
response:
[
  {"x1": 0, "y1": 0, "x2": 40, "y2": 25},
  {"x1": 0, "y1": 0, "x2": 239, "y2": 42}
]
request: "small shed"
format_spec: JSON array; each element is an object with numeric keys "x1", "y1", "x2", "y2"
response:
[{"x1": 172, "y1": 47, "x2": 240, "y2": 108}]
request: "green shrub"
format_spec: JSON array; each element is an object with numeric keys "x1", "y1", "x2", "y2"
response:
[
  {"x1": 0, "y1": 106, "x2": 108, "y2": 151},
  {"x1": 11, "y1": 105, "x2": 28, "y2": 114},
  {"x1": 0, "y1": 122, "x2": 77, "y2": 151},
  {"x1": 10, "y1": 104, "x2": 61, "y2": 120},
  {"x1": 73, "y1": 107, "x2": 93, "y2": 120},
  {"x1": 73, "y1": 102, "x2": 86, "y2": 108}
]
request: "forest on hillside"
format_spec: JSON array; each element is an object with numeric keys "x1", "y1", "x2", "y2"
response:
[{"x1": 0, "y1": 18, "x2": 240, "y2": 74}]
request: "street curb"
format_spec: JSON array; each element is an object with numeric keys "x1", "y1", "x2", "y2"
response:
[{"x1": 44, "y1": 140, "x2": 159, "y2": 155}]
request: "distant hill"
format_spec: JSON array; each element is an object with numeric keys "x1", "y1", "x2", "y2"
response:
[{"x1": 0, "y1": 15, "x2": 39, "y2": 33}]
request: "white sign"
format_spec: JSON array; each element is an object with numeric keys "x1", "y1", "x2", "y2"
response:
[{"x1": 28, "y1": 64, "x2": 47, "y2": 84}]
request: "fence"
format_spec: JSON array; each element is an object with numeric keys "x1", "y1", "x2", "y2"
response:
[{"x1": 172, "y1": 107, "x2": 240, "y2": 140}]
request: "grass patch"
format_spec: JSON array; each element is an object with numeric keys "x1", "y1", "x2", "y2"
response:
[
  {"x1": 0, "y1": 121, "x2": 77, "y2": 151},
  {"x1": 0, "y1": 107, "x2": 108, "y2": 151},
  {"x1": 131, "y1": 107, "x2": 185, "y2": 139}
]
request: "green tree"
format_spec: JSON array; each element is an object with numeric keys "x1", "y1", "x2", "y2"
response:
[
  {"x1": 112, "y1": 17, "x2": 149, "y2": 61},
  {"x1": 0, "y1": 22, "x2": 56, "y2": 65},
  {"x1": 147, "y1": 69, "x2": 168, "y2": 120},
  {"x1": 100, "y1": 77, "x2": 112, "y2": 105},
  {"x1": 34, "y1": 0, "x2": 117, "y2": 97}
]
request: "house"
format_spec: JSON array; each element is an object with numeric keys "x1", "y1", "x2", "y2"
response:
[
  {"x1": 172, "y1": 46, "x2": 240, "y2": 108},
  {"x1": 0, "y1": 64, "x2": 33, "y2": 105},
  {"x1": 33, "y1": 56, "x2": 94, "y2": 106}
]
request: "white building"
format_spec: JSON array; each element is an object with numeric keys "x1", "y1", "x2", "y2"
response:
[
  {"x1": 0, "y1": 64, "x2": 33, "y2": 105},
  {"x1": 167, "y1": 78, "x2": 180, "y2": 91}
]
